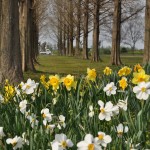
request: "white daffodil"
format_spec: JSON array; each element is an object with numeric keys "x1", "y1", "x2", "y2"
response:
[
  {"x1": 21, "y1": 79, "x2": 38, "y2": 95},
  {"x1": 98, "y1": 100, "x2": 119, "y2": 121},
  {"x1": 116, "y1": 123, "x2": 128, "y2": 137},
  {"x1": 112, "y1": 105, "x2": 119, "y2": 115},
  {"x1": 103, "y1": 82, "x2": 117, "y2": 96},
  {"x1": 98, "y1": 100, "x2": 113, "y2": 121},
  {"x1": 15, "y1": 87, "x2": 21, "y2": 96},
  {"x1": 58, "y1": 115, "x2": 66, "y2": 129},
  {"x1": 95, "y1": 132, "x2": 112, "y2": 147},
  {"x1": 41, "y1": 108, "x2": 53, "y2": 125},
  {"x1": 77, "y1": 134, "x2": 102, "y2": 150},
  {"x1": 0, "y1": 94, "x2": 4, "y2": 103},
  {"x1": 133, "y1": 82, "x2": 150, "y2": 100},
  {"x1": 51, "y1": 133, "x2": 73, "y2": 150},
  {"x1": 125, "y1": 139, "x2": 140, "y2": 150},
  {"x1": 89, "y1": 105, "x2": 94, "y2": 117},
  {"x1": 117, "y1": 97, "x2": 128, "y2": 111},
  {"x1": 22, "y1": 132, "x2": 29, "y2": 145},
  {"x1": 6, "y1": 136, "x2": 23, "y2": 150},
  {"x1": 0, "y1": 127, "x2": 5, "y2": 139},
  {"x1": 19, "y1": 100, "x2": 27, "y2": 114},
  {"x1": 27, "y1": 114, "x2": 39, "y2": 128}
]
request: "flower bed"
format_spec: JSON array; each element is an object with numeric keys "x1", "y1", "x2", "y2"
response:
[{"x1": 0, "y1": 64, "x2": 150, "y2": 149}]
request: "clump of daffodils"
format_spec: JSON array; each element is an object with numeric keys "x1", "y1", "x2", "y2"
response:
[
  {"x1": 61, "y1": 74, "x2": 76, "y2": 91},
  {"x1": 86, "y1": 68, "x2": 97, "y2": 82},
  {"x1": 118, "y1": 66, "x2": 132, "y2": 77},
  {"x1": 132, "y1": 69, "x2": 149, "y2": 84},
  {"x1": 103, "y1": 66, "x2": 112, "y2": 76},
  {"x1": 4, "y1": 80, "x2": 15, "y2": 103}
]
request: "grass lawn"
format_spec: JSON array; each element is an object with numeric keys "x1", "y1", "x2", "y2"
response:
[{"x1": 24, "y1": 54, "x2": 143, "y2": 81}]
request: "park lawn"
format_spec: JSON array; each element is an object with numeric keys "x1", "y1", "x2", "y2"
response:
[{"x1": 24, "y1": 54, "x2": 143, "y2": 81}]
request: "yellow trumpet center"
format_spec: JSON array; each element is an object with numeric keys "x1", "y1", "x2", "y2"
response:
[
  {"x1": 141, "y1": 87, "x2": 146, "y2": 92},
  {"x1": 100, "y1": 108, "x2": 105, "y2": 113},
  {"x1": 88, "y1": 144, "x2": 94, "y2": 150},
  {"x1": 98, "y1": 134, "x2": 104, "y2": 140},
  {"x1": 61, "y1": 141, "x2": 67, "y2": 148}
]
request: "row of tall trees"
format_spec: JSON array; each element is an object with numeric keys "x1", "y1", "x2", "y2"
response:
[
  {"x1": 47, "y1": 0, "x2": 149, "y2": 65},
  {"x1": 0, "y1": 0, "x2": 47, "y2": 83}
]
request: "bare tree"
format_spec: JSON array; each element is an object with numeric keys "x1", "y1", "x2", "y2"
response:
[{"x1": 122, "y1": 16, "x2": 144, "y2": 53}]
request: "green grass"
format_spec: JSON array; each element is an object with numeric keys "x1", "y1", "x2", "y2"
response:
[{"x1": 24, "y1": 54, "x2": 143, "y2": 81}]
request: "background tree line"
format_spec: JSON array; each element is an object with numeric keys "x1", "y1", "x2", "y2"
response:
[{"x1": 45, "y1": 0, "x2": 149, "y2": 65}]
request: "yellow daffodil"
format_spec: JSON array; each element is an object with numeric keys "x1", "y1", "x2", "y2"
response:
[
  {"x1": 119, "y1": 77, "x2": 128, "y2": 90},
  {"x1": 61, "y1": 74, "x2": 76, "y2": 91},
  {"x1": 103, "y1": 67, "x2": 112, "y2": 75},
  {"x1": 49, "y1": 75, "x2": 60, "y2": 91},
  {"x1": 40, "y1": 75, "x2": 49, "y2": 89},
  {"x1": 118, "y1": 66, "x2": 131, "y2": 77},
  {"x1": 86, "y1": 68, "x2": 97, "y2": 81},
  {"x1": 132, "y1": 69, "x2": 149, "y2": 84},
  {"x1": 4, "y1": 80, "x2": 15, "y2": 103},
  {"x1": 134, "y1": 64, "x2": 143, "y2": 72}
]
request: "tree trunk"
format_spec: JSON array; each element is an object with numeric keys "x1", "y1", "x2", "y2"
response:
[
  {"x1": 69, "y1": 0, "x2": 73, "y2": 56},
  {"x1": 19, "y1": 0, "x2": 35, "y2": 72},
  {"x1": 143, "y1": 0, "x2": 150, "y2": 64},
  {"x1": 83, "y1": 0, "x2": 89, "y2": 59},
  {"x1": 62, "y1": 23, "x2": 66, "y2": 55},
  {"x1": 92, "y1": 0, "x2": 100, "y2": 62},
  {"x1": 111, "y1": 0, "x2": 122, "y2": 65},
  {"x1": 26, "y1": 0, "x2": 35, "y2": 71},
  {"x1": 75, "y1": 0, "x2": 81, "y2": 56},
  {"x1": 0, "y1": 0, "x2": 23, "y2": 84}
]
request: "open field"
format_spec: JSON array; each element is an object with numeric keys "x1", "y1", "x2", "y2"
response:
[{"x1": 24, "y1": 54, "x2": 143, "y2": 81}]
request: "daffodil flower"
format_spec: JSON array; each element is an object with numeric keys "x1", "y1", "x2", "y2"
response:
[
  {"x1": 103, "y1": 82, "x2": 117, "y2": 96},
  {"x1": 116, "y1": 123, "x2": 128, "y2": 137},
  {"x1": 133, "y1": 82, "x2": 150, "y2": 100},
  {"x1": 95, "y1": 132, "x2": 112, "y2": 147},
  {"x1": 77, "y1": 134, "x2": 102, "y2": 150},
  {"x1": 6, "y1": 136, "x2": 23, "y2": 150},
  {"x1": 51, "y1": 133, "x2": 73, "y2": 150},
  {"x1": 19, "y1": 100, "x2": 27, "y2": 114},
  {"x1": 0, "y1": 127, "x2": 5, "y2": 139}
]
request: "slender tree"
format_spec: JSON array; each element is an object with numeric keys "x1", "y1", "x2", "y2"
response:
[
  {"x1": 143, "y1": 0, "x2": 150, "y2": 63},
  {"x1": 111, "y1": 0, "x2": 122, "y2": 65},
  {"x1": 92, "y1": 0, "x2": 100, "y2": 62},
  {"x1": 83, "y1": 0, "x2": 89, "y2": 59}
]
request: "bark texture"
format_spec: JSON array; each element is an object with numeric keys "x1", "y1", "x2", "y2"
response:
[
  {"x1": 92, "y1": 0, "x2": 100, "y2": 62},
  {"x1": 111, "y1": 0, "x2": 122, "y2": 65},
  {"x1": 143, "y1": 0, "x2": 150, "y2": 64},
  {"x1": 0, "y1": 0, "x2": 23, "y2": 84},
  {"x1": 83, "y1": 0, "x2": 89, "y2": 59}
]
